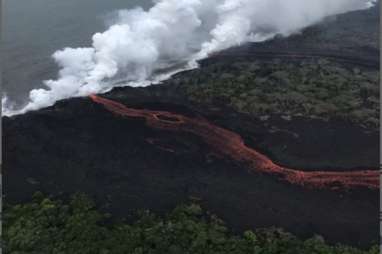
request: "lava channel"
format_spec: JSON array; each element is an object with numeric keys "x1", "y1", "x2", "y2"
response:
[{"x1": 90, "y1": 94, "x2": 379, "y2": 190}]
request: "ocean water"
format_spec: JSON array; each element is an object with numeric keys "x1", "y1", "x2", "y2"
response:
[{"x1": 3, "y1": 0, "x2": 152, "y2": 108}]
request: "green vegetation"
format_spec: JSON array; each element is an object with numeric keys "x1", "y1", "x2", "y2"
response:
[
  {"x1": 4, "y1": 193, "x2": 378, "y2": 254},
  {"x1": 182, "y1": 59, "x2": 379, "y2": 128}
]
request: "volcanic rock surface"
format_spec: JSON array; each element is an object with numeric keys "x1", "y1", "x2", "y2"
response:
[
  {"x1": 3, "y1": 88, "x2": 379, "y2": 247},
  {"x1": 3, "y1": 4, "x2": 380, "y2": 247}
]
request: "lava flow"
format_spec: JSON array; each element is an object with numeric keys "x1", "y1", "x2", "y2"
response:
[{"x1": 90, "y1": 94, "x2": 379, "y2": 190}]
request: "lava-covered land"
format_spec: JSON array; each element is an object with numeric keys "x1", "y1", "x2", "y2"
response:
[
  {"x1": 90, "y1": 94, "x2": 378, "y2": 190},
  {"x1": 3, "y1": 92, "x2": 379, "y2": 247},
  {"x1": 3, "y1": 4, "x2": 380, "y2": 248}
]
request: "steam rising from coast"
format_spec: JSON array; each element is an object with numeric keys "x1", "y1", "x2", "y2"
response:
[{"x1": 3, "y1": 0, "x2": 376, "y2": 116}]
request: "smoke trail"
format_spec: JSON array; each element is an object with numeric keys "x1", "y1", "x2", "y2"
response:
[{"x1": 3, "y1": 0, "x2": 376, "y2": 116}]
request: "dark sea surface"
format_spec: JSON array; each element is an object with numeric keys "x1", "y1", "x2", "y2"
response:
[{"x1": 3, "y1": 0, "x2": 152, "y2": 107}]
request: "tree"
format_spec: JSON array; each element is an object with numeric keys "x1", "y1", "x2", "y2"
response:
[{"x1": 3, "y1": 194, "x2": 378, "y2": 254}]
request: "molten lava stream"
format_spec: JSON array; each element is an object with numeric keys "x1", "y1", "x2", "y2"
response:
[{"x1": 90, "y1": 94, "x2": 379, "y2": 190}]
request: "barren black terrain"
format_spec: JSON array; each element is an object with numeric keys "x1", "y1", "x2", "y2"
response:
[{"x1": 3, "y1": 3, "x2": 380, "y2": 248}]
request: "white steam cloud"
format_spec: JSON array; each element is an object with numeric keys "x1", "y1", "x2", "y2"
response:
[{"x1": 3, "y1": 0, "x2": 376, "y2": 116}]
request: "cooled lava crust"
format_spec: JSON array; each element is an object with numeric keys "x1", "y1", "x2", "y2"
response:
[{"x1": 90, "y1": 94, "x2": 379, "y2": 190}]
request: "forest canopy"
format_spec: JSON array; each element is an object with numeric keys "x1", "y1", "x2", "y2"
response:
[{"x1": 3, "y1": 193, "x2": 378, "y2": 254}]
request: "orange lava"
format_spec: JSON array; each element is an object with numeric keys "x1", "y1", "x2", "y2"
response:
[{"x1": 90, "y1": 94, "x2": 379, "y2": 190}]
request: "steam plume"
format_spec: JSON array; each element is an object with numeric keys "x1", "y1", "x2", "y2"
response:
[{"x1": 3, "y1": 0, "x2": 376, "y2": 116}]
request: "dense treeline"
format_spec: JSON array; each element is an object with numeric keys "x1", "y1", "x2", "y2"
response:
[{"x1": 3, "y1": 193, "x2": 378, "y2": 254}]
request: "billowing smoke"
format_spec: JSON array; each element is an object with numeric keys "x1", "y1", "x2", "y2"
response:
[{"x1": 3, "y1": 0, "x2": 376, "y2": 116}]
